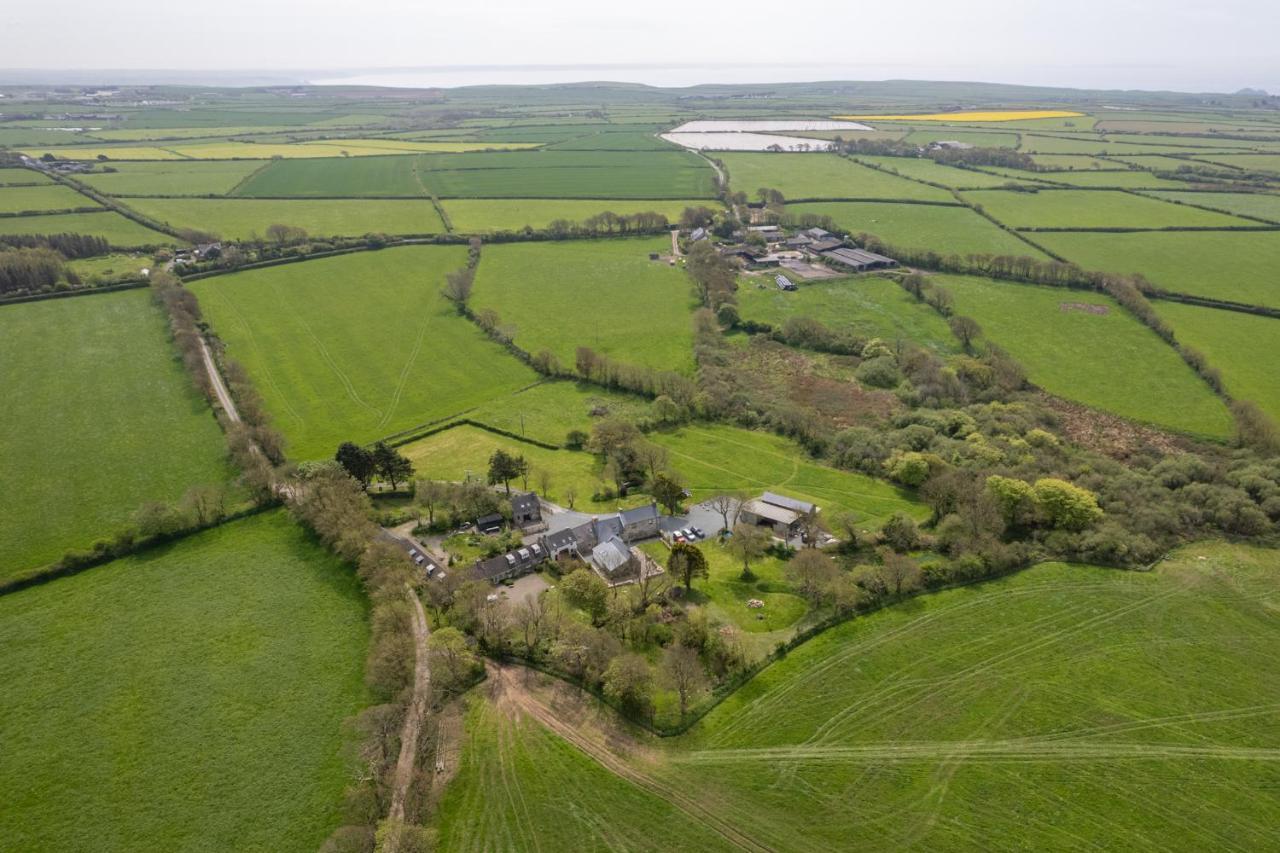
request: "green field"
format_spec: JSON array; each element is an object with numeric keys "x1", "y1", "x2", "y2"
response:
[
  {"x1": 126, "y1": 197, "x2": 445, "y2": 239},
  {"x1": 0, "y1": 210, "x2": 173, "y2": 246},
  {"x1": 1157, "y1": 302, "x2": 1280, "y2": 424},
  {"x1": 1024, "y1": 170, "x2": 1205, "y2": 189},
  {"x1": 1142, "y1": 190, "x2": 1280, "y2": 223},
  {"x1": 443, "y1": 198, "x2": 716, "y2": 233},
  {"x1": 0, "y1": 183, "x2": 99, "y2": 213},
  {"x1": 0, "y1": 511, "x2": 369, "y2": 853},
  {"x1": 935, "y1": 274, "x2": 1234, "y2": 437},
  {"x1": 66, "y1": 252, "x2": 153, "y2": 281},
  {"x1": 0, "y1": 290, "x2": 231, "y2": 577},
  {"x1": 902, "y1": 128, "x2": 1019, "y2": 148},
  {"x1": 472, "y1": 238, "x2": 697, "y2": 372},
  {"x1": 464, "y1": 380, "x2": 653, "y2": 446},
  {"x1": 0, "y1": 167, "x2": 52, "y2": 184},
  {"x1": 233, "y1": 154, "x2": 427, "y2": 197},
  {"x1": 1188, "y1": 153, "x2": 1280, "y2": 173},
  {"x1": 854, "y1": 155, "x2": 1021, "y2": 188},
  {"x1": 191, "y1": 245, "x2": 538, "y2": 460},
  {"x1": 736, "y1": 274, "x2": 958, "y2": 353},
  {"x1": 1035, "y1": 230, "x2": 1280, "y2": 309},
  {"x1": 442, "y1": 541, "x2": 1280, "y2": 849},
  {"x1": 718, "y1": 153, "x2": 954, "y2": 200},
  {"x1": 786, "y1": 201, "x2": 1047, "y2": 258},
  {"x1": 963, "y1": 188, "x2": 1250, "y2": 228},
  {"x1": 650, "y1": 423, "x2": 928, "y2": 526},
  {"x1": 78, "y1": 160, "x2": 269, "y2": 195}
]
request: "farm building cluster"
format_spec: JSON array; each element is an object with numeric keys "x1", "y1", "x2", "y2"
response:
[{"x1": 689, "y1": 224, "x2": 897, "y2": 278}]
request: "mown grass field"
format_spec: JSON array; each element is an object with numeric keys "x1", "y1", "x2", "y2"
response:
[
  {"x1": 66, "y1": 252, "x2": 152, "y2": 282},
  {"x1": 0, "y1": 511, "x2": 369, "y2": 853},
  {"x1": 441, "y1": 541, "x2": 1280, "y2": 850},
  {"x1": 442, "y1": 198, "x2": 715, "y2": 233},
  {"x1": 463, "y1": 380, "x2": 653, "y2": 446},
  {"x1": 25, "y1": 140, "x2": 542, "y2": 160},
  {"x1": 718, "y1": 153, "x2": 953, "y2": 200},
  {"x1": 1035, "y1": 230, "x2": 1280, "y2": 309},
  {"x1": 901, "y1": 128, "x2": 1019, "y2": 148},
  {"x1": 0, "y1": 167, "x2": 52, "y2": 184},
  {"x1": 963, "y1": 188, "x2": 1249, "y2": 228},
  {"x1": 1025, "y1": 170, "x2": 1202, "y2": 189},
  {"x1": 1157, "y1": 301, "x2": 1280, "y2": 424},
  {"x1": 785, "y1": 201, "x2": 1047, "y2": 258},
  {"x1": 191, "y1": 245, "x2": 538, "y2": 460},
  {"x1": 1188, "y1": 153, "x2": 1280, "y2": 173},
  {"x1": 650, "y1": 423, "x2": 929, "y2": 527},
  {"x1": 0, "y1": 290, "x2": 231, "y2": 578},
  {"x1": 0, "y1": 183, "x2": 99, "y2": 213},
  {"x1": 0, "y1": 210, "x2": 173, "y2": 246},
  {"x1": 126, "y1": 197, "x2": 445, "y2": 239},
  {"x1": 935, "y1": 274, "x2": 1234, "y2": 437},
  {"x1": 78, "y1": 160, "x2": 269, "y2": 195},
  {"x1": 1143, "y1": 190, "x2": 1280, "y2": 222},
  {"x1": 472, "y1": 237, "x2": 697, "y2": 373},
  {"x1": 736, "y1": 274, "x2": 959, "y2": 353},
  {"x1": 854, "y1": 155, "x2": 1019, "y2": 188}
]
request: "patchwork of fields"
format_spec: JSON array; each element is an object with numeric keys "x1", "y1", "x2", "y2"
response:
[
  {"x1": 962, "y1": 188, "x2": 1250, "y2": 229},
  {"x1": 0, "y1": 290, "x2": 231, "y2": 578},
  {"x1": 126, "y1": 196, "x2": 447, "y2": 239}
]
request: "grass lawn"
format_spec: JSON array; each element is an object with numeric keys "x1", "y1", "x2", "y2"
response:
[
  {"x1": 442, "y1": 198, "x2": 716, "y2": 233},
  {"x1": 0, "y1": 511, "x2": 369, "y2": 853},
  {"x1": 190, "y1": 245, "x2": 538, "y2": 460},
  {"x1": 736, "y1": 274, "x2": 959, "y2": 353},
  {"x1": 472, "y1": 237, "x2": 697, "y2": 373},
  {"x1": 1142, "y1": 190, "x2": 1280, "y2": 223},
  {"x1": 934, "y1": 274, "x2": 1234, "y2": 437},
  {"x1": 0, "y1": 183, "x2": 99, "y2": 213},
  {"x1": 718, "y1": 153, "x2": 953, "y2": 201},
  {"x1": 785, "y1": 201, "x2": 1047, "y2": 258},
  {"x1": 1156, "y1": 301, "x2": 1280, "y2": 424},
  {"x1": 78, "y1": 160, "x2": 269, "y2": 195},
  {"x1": 1035, "y1": 230, "x2": 1280, "y2": 309},
  {"x1": 124, "y1": 197, "x2": 445, "y2": 240},
  {"x1": 650, "y1": 423, "x2": 928, "y2": 528},
  {"x1": 0, "y1": 290, "x2": 231, "y2": 578},
  {"x1": 463, "y1": 380, "x2": 654, "y2": 447},
  {"x1": 963, "y1": 188, "x2": 1250, "y2": 228},
  {"x1": 0, "y1": 210, "x2": 174, "y2": 246},
  {"x1": 66, "y1": 252, "x2": 153, "y2": 282}
]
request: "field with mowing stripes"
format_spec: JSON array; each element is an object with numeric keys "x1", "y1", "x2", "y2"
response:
[
  {"x1": 0, "y1": 290, "x2": 231, "y2": 578},
  {"x1": 438, "y1": 542, "x2": 1280, "y2": 850},
  {"x1": 719, "y1": 153, "x2": 954, "y2": 200},
  {"x1": 126, "y1": 197, "x2": 445, "y2": 239},
  {"x1": 190, "y1": 245, "x2": 538, "y2": 460},
  {"x1": 935, "y1": 274, "x2": 1234, "y2": 437},
  {"x1": 0, "y1": 512, "x2": 369, "y2": 853}
]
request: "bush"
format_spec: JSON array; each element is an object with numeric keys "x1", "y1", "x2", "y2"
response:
[{"x1": 855, "y1": 356, "x2": 901, "y2": 389}]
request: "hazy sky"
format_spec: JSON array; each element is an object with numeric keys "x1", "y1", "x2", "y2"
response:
[{"x1": 3, "y1": 0, "x2": 1277, "y2": 92}]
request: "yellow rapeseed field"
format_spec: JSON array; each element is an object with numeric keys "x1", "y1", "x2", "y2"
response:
[{"x1": 834, "y1": 110, "x2": 1084, "y2": 122}]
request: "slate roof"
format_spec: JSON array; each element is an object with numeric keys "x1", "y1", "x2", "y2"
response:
[
  {"x1": 619, "y1": 503, "x2": 659, "y2": 526},
  {"x1": 511, "y1": 492, "x2": 540, "y2": 517},
  {"x1": 762, "y1": 492, "x2": 816, "y2": 514},
  {"x1": 591, "y1": 536, "x2": 634, "y2": 575}
]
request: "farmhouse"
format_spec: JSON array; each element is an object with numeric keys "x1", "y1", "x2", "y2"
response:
[
  {"x1": 619, "y1": 502, "x2": 661, "y2": 541},
  {"x1": 739, "y1": 492, "x2": 819, "y2": 538},
  {"x1": 473, "y1": 541, "x2": 548, "y2": 584},
  {"x1": 511, "y1": 492, "x2": 542, "y2": 528},
  {"x1": 821, "y1": 247, "x2": 898, "y2": 272},
  {"x1": 590, "y1": 536, "x2": 639, "y2": 578}
]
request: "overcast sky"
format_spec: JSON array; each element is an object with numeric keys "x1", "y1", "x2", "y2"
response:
[{"x1": 3, "y1": 0, "x2": 1276, "y2": 93}]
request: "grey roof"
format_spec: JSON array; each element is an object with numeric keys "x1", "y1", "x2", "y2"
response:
[
  {"x1": 804, "y1": 227, "x2": 832, "y2": 239},
  {"x1": 807, "y1": 238, "x2": 845, "y2": 252},
  {"x1": 762, "y1": 492, "x2": 816, "y2": 514},
  {"x1": 591, "y1": 536, "x2": 634, "y2": 574},
  {"x1": 376, "y1": 530, "x2": 440, "y2": 572},
  {"x1": 476, "y1": 512, "x2": 504, "y2": 527},
  {"x1": 689, "y1": 227, "x2": 707, "y2": 241},
  {"x1": 821, "y1": 247, "x2": 897, "y2": 269},
  {"x1": 511, "y1": 492, "x2": 540, "y2": 516},
  {"x1": 473, "y1": 542, "x2": 547, "y2": 582},
  {"x1": 775, "y1": 274, "x2": 795, "y2": 290},
  {"x1": 591, "y1": 515, "x2": 624, "y2": 543},
  {"x1": 543, "y1": 526, "x2": 580, "y2": 553},
  {"x1": 619, "y1": 502, "x2": 659, "y2": 526}
]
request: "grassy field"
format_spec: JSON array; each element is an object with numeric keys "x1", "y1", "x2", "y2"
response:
[
  {"x1": 935, "y1": 274, "x2": 1234, "y2": 437},
  {"x1": 25, "y1": 141, "x2": 542, "y2": 160},
  {"x1": 718, "y1": 153, "x2": 954, "y2": 200},
  {"x1": 901, "y1": 129, "x2": 1019, "y2": 148},
  {"x1": 0, "y1": 167, "x2": 52, "y2": 184},
  {"x1": 1142, "y1": 190, "x2": 1280, "y2": 222},
  {"x1": 442, "y1": 198, "x2": 715, "y2": 233},
  {"x1": 737, "y1": 274, "x2": 958, "y2": 353},
  {"x1": 0, "y1": 511, "x2": 369, "y2": 853},
  {"x1": 66, "y1": 252, "x2": 153, "y2": 282},
  {"x1": 233, "y1": 154, "x2": 427, "y2": 197},
  {"x1": 854, "y1": 155, "x2": 1020, "y2": 188},
  {"x1": 0, "y1": 184, "x2": 99, "y2": 213},
  {"x1": 785, "y1": 201, "x2": 1047, "y2": 258},
  {"x1": 191, "y1": 245, "x2": 537, "y2": 460},
  {"x1": 0, "y1": 210, "x2": 173, "y2": 246},
  {"x1": 650, "y1": 423, "x2": 928, "y2": 527},
  {"x1": 1035, "y1": 230, "x2": 1280, "y2": 309},
  {"x1": 472, "y1": 238, "x2": 697, "y2": 373},
  {"x1": 125, "y1": 197, "x2": 445, "y2": 239},
  {"x1": 1188, "y1": 153, "x2": 1280, "y2": 173},
  {"x1": 963, "y1": 188, "x2": 1250, "y2": 228},
  {"x1": 1157, "y1": 302, "x2": 1280, "y2": 424},
  {"x1": 78, "y1": 160, "x2": 269, "y2": 195},
  {"x1": 464, "y1": 380, "x2": 653, "y2": 446},
  {"x1": 1025, "y1": 170, "x2": 1204, "y2": 189},
  {"x1": 0, "y1": 290, "x2": 231, "y2": 577}
]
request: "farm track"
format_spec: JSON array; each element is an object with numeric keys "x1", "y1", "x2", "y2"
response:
[
  {"x1": 677, "y1": 740, "x2": 1280, "y2": 765},
  {"x1": 488, "y1": 662, "x2": 774, "y2": 853},
  {"x1": 198, "y1": 336, "x2": 239, "y2": 422},
  {"x1": 386, "y1": 587, "x2": 432, "y2": 840}
]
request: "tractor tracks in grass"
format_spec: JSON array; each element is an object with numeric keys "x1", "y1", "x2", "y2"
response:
[{"x1": 487, "y1": 662, "x2": 774, "y2": 853}]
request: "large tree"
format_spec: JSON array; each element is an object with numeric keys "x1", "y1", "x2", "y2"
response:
[
  {"x1": 727, "y1": 523, "x2": 769, "y2": 580},
  {"x1": 661, "y1": 644, "x2": 707, "y2": 718},
  {"x1": 786, "y1": 549, "x2": 839, "y2": 604},
  {"x1": 335, "y1": 442, "x2": 376, "y2": 490},
  {"x1": 668, "y1": 541, "x2": 709, "y2": 593},
  {"x1": 487, "y1": 449, "x2": 523, "y2": 495},
  {"x1": 372, "y1": 441, "x2": 413, "y2": 491},
  {"x1": 650, "y1": 472, "x2": 685, "y2": 516}
]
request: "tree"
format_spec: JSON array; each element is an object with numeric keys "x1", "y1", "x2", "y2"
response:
[
  {"x1": 563, "y1": 484, "x2": 578, "y2": 509},
  {"x1": 661, "y1": 644, "x2": 707, "y2": 718},
  {"x1": 797, "y1": 506, "x2": 826, "y2": 547},
  {"x1": 560, "y1": 568, "x2": 609, "y2": 624},
  {"x1": 727, "y1": 523, "x2": 769, "y2": 580},
  {"x1": 372, "y1": 441, "x2": 413, "y2": 490},
  {"x1": 415, "y1": 479, "x2": 450, "y2": 525},
  {"x1": 634, "y1": 441, "x2": 669, "y2": 483},
  {"x1": 441, "y1": 267, "x2": 474, "y2": 311},
  {"x1": 535, "y1": 468, "x2": 554, "y2": 499},
  {"x1": 1033, "y1": 478, "x2": 1103, "y2": 530},
  {"x1": 878, "y1": 549, "x2": 923, "y2": 597},
  {"x1": 948, "y1": 315, "x2": 982, "y2": 353},
  {"x1": 651, "y1": 472, "x2": 685, "y2": 515},
  {"x1": 668, "y1": 541, "x2": 709, "y2": 592},
  {"x1": 336, "y1": 441, "x2": 376, "y2": 489},
  {"x1": 487, "y1": 449, "x2": 523, "y2": 495},
  {"x1": 427, "y1": 627, "x2": 479, "y2": 692},
  {"x1": 565, "y1": 429, "x2": 588, "y2": 450},
  {"x1": 828, "y1": 510, "x2": 861, "y2": 553},
  {"x1": 708, "y1": 492, "x2": 743, "y2": 533},
  {"x1": 786, "y1": 548, "x2": 839, "y2": 604},
  {"x1": 602, "y1": 653, "x2": 654, "y2": 716},
  {"x1": 180, "y1": 483, "x2": 227, "y2": 526},
  {"x1": 652, "y1": 394, "x2": 682, "y2": 424},
  {"x1": 986, "y1": 475, "x2": 1036, "y2": 528},
  {"x1": 880, "y1": 512, "x2": 921, "y2": 552},
  {"x1": 513, "y1": 595, "x2": 550, "y2": 657}
]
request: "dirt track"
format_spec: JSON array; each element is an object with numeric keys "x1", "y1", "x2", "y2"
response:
[
  {"x1": 198, "y1": 336, "x2": 239, "y2": 423},
  {"x1": 387, "y1": 588, "x2": 432, "y2": 828}
]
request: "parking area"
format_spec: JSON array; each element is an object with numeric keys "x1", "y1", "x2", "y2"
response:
[{"x1": 498, "y1": 572, "x2": 552, "y2": 605}]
